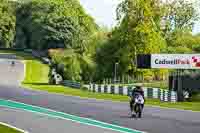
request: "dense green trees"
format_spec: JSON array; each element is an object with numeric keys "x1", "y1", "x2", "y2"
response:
[
  {"x1": 0, "y1": 0, "x2": 200, "y2": 83},
  {"x1": 94, "y1": 0, "x2": 200, "y2": 82},
  {"x1": 166, "y1": 31, "x2": 200, "y2": 53},
  {"x1": 95, "y1": 0, "x2": 167, "y2": 81},
  {"x1": 15, "y1": 0, "x2": 98, "y2": 50},
  {"x1": 15, "y1": 0, "x2": 98, "y2": 82},
  {"x1": 0, "y1": 0, "x2": 99, "y2": 82},
  {"x1": 0, "y1": 0, "x2": 16, "y2": 48}
]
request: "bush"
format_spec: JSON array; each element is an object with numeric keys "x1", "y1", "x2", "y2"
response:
[
  {"x1": 191, "y1": 93, "x2": 200, "y2": 102},
  {"x1": 81, "y1": 86, "x2": 88, "y2": 91}
]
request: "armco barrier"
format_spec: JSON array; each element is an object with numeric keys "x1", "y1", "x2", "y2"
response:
[
  {"x1": 62, "y1": 80, "x2": 81, "y2": 88},
  {"x1": 87, "y1": 84, "x2": 177, "y2": 102},
  {"x1": 0, "y1": 48, "x2": 25, "y2": 51}
]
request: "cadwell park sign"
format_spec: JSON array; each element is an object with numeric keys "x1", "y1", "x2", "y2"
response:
[
  {"x1": 151, "y1": 54, "x2": 200, "y2": 69},
  {"x1": 137, "y1": 54, "x2": 200, "y2": 69}
]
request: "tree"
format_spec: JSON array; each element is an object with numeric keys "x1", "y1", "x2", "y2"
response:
[
  {"x1": 15, "y1": 0, "x2": 98, "y2": 50},
  {"x1": 51, "y1": 48, "x2": 95, "y2": 82},
  {"x1": 160, "y1": 0, "x2": 199, "y2": 48},
  {"x1": 161, "y1": 0, "x2": 199, "y2": 34},
  {"x1": 23, "y1": 0, "x2": 100, "y2": 82},
  {"x1": 94, "y1": 0, "x2": 199, "y2": 82},
  {"x1": 192, "y1": 34, "x2": 200, "y2": 52},
  {"x1": 95, "y1": 0, "x2": 167, "y2": 80},
  {"x1": 0, "y1": 0, "x2": 16, "y2": 48}
]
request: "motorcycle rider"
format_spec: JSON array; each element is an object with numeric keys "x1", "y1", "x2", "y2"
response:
[
  {"x1": 11, "y1": 61, "x2": 15, "y2": 66},
  {"x1": 129, "y1": 85, "x2": 145, "y2": 113}
]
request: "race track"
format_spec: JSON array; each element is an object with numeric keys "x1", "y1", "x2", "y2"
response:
[
  {"x1": 0, "y1": 54, "x2": 200, "y2": 133},
  {"x1": 0, "y1": 106, "x2": 122, "y2": 133}
]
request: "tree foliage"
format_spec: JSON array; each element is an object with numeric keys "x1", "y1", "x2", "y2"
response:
[
  {"x1": 1, "y1": 0, "x2": 200, "y2": 83},
  {"x1": 16, "y1": 0, "x2": 98, "y2": 50},
  {"x1": 50, "y1": 48, "x2": 95, "y2": 82},
  {"x1": 94, "y1": 0, "x2": 200, "y2": 82},
  {"x1": 95, "y1": 0, "x2": 167, "y2": 81},
  {"x1": 0, "y1": 0, "x2": 16, "y2": 48}
]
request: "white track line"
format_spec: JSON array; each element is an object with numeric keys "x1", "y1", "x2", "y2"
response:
[{"x1": 0, "y1": 122, "x2": 29, "y2": 133}]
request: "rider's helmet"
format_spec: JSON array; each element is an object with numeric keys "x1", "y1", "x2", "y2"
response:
[
  {"x1": 133, "y1": 85, "x2": 143, "y2": 97},
  {"x1": 134, "y1": 85, "x2": 143, "y2": 92},
  {"x1": 135, "y1": 84, "x2": 143, "y2": 91}
]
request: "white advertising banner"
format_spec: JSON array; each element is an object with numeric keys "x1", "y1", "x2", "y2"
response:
[{"x1": 151, "y1": 54, "x2": 200, "y2": 69}]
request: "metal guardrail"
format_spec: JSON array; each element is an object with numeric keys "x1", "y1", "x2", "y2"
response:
[
  {"x1": 0, "y1": 48, "x2": 23, "y2": 51},
  {"x1": 0, "y1": 48, "x2": 35, "y2": 54},
  {"x1": 62, "y1": 80, "x2": 81, "y2": 89}
]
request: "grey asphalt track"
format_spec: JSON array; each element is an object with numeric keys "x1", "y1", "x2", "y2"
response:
[
  {"x1": 0, "y1": 59, "x2": 24, "y2": 86},
  {"x1": 0, "y1": 54, "x2": 200, "y2": 133},
  {"x1": 0, "y1": 106, "x2": 121, "y2": 133},
  {"x1": 0, "y1": 54, "x2": 122, "y2": 133}
]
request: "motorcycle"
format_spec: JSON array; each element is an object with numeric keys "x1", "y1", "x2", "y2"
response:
[{"x1": 134, "y1": 94, "x2": 144, "y2": 118}]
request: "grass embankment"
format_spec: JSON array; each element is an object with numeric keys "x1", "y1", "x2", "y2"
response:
[
  {"x1": 0, "y1": 124, "x2": 23, "y2": 133},
  {"x1": 1, "y1": 50, "x2": 199, "y2": 111},
  {"x1": 23, "y1": 60, "x2": 49, "y2": 84}
]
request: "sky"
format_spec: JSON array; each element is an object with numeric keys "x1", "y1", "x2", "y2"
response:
[
  {"x1": 79, "y1": 0, "x2": 200, "y2": 34},
  {"x1": 79, "y1": 0, "x2": 121, "y2": 28}
]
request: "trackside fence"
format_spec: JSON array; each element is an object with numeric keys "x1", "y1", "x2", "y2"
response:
[
  {"x1": 62, "y1": 80, "x2": 81, "y2": 89},
  {"x1": 87, "y1": 84, "x2": 177, "y2": 102}
]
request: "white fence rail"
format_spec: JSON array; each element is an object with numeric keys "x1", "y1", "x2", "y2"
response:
[{"x1": 87, "y1": 84, "x2": 177, "y2": 102}]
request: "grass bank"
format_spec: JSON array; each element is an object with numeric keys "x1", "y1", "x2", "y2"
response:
[
  {"x1": 0, "y1": 124, "x2": 23, "y2": 133},
  {"x1": 23, "y1": 60, "x2": 49, "y2": 84}
]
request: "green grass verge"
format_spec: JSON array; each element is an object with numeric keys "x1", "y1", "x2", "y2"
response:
[
  {"x1": 0, "y1": 124, "x2": 23, "y2": 133},
  {"x1": 23, "y1": 60, "x2": 49, "y2": 84}
]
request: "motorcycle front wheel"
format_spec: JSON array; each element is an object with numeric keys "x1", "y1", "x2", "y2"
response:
[{"x1": 138, "y1": 104, "x2": 143, "y2": 118}]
